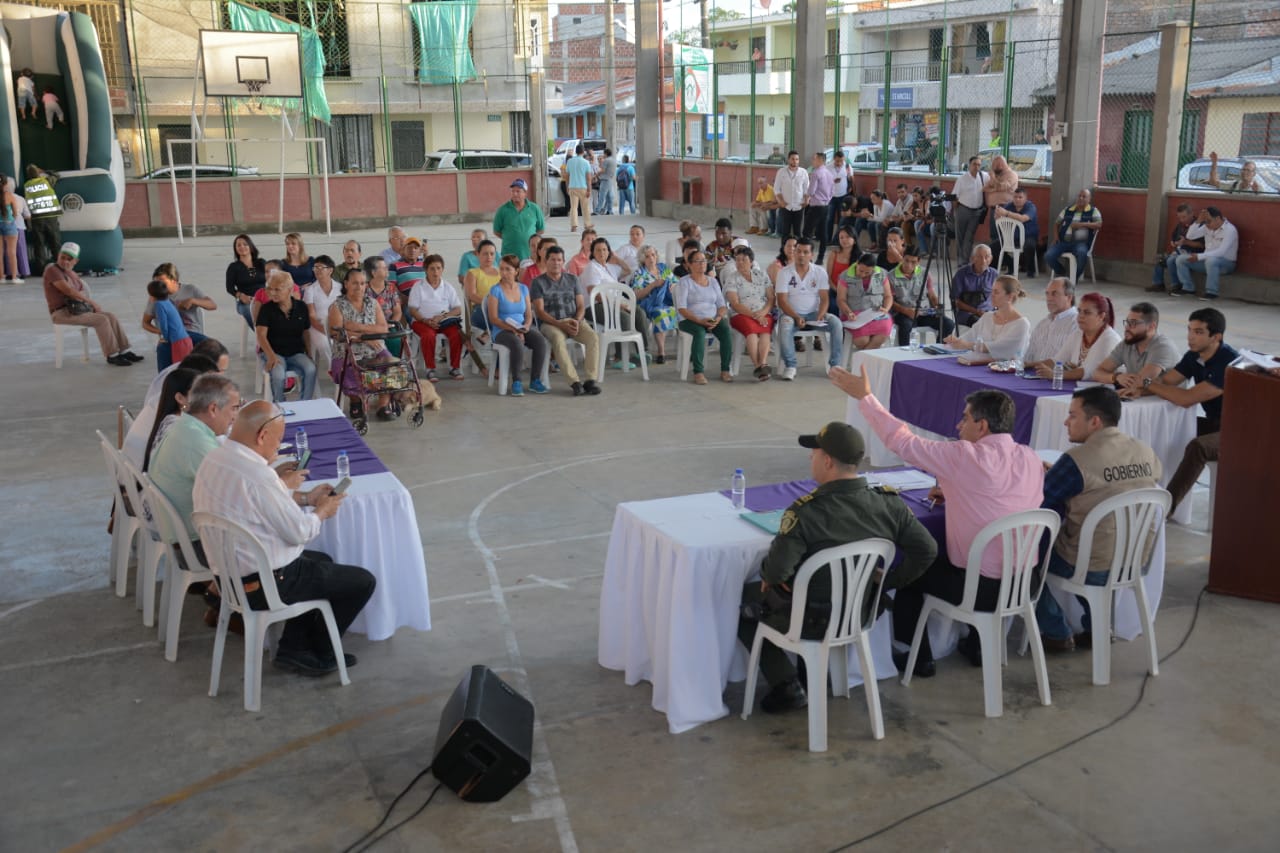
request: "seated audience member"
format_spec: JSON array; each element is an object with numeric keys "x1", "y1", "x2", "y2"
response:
[
  {"x1": 675, "y1": 250, "x2": 734, "y2": 384},
  {"x1": 566, "y1": 228, "x2": 597, "y2": 277},
  {"x1": 1132, "y1": 308, "x2": 1237, "y2": 516},
  {"x1": 531, "y1": 245, "x2": 601, "y2": 396},
  {"x1": 250, "y1": 263, "x2": 299, "y2": 326},
  {"x1": 329, "y1": 267, "x2": 407, "y2": 421},
  {"x1": 888, "y1": 244, "x2": 954, "y2": 345},
  {"x1": 875, "y1": 228, "x2": 905, "y2": 273},
  {"x1": 256, "y1": 270, "x2": 317, "y2": 402},
  {"x1": 141, "y1": 367, "x2": 202, "y2": 472},
  {"x1": 613, "y1": 225, "x2": 646, "y2": 272},
  {"x1": 1036, "y1": 386, "x2": 1162, "y2": 652},
  {"x1": 463, "y1": 240, "x2": 502, "y2": 333},
  {"x1": 829, "y1": 367, "x2": 1045, "y2": 674},
  {"x1": 737, "y1": 422, "x2": 938, "y2": 713},
  {"x1": 1149, "y1": 204, "x2": 1203, "y2": 294},
  {"x1": 627, "y1": 244, "x2": 678, "y2": 363},
  {"x1": 226, "y1": 233, "x2": 267, "y2": 331},
  {"x1": 1173, "y1": 206, "x2": 1238, "y2": 300},
  {"x1": 302, "y1": 256, "x2": 341, "y2": 365},
  {"x1": 767, "y1": 236, "x2": 797, "y2": 286},
  {"x1": 379, "y1": 226, "x2": 406, "y2": 264},
  {"x1": 408, "y1": 254, "x2": 465, "y2": 382},
  {"x1": 825, "y1": 225, "x2": 858, "y2": 291},
  {"x1": 748, "y1": 178, "x2": 779, "y2": 236},
  {"x1": 722, "y1": 245, "x2": 776, "y2": 380},
  {"x1": 951, "y1": 245, "x2": 997, "y2": 328},
  {"x1": 837, "y1": 252, "x2": 895, "y2": 351},
  {"x1": 775, "y1": 238, "x2": 843, "y2": 380},
  {"x1": 488, "y1": 254, "x2": 549, "y2": 397},
  {"x1": 145, "y1": 278, "x2": 193, "y2": 370},
  {"x1": 705, "y1": 217, "x2": 738, "y2": 276},
  {"x1": 334, "y1": 239, "x2": 363, "y2": 284},
  {"x1": 860, "y1": 189, "x2": 894, "y2": 248},
  {"x1": 1043, "y1": 189, "x2": 1102, "y2": 279},
  {"x1": 389, "y1": 237, "x2": 426, "y2": 311},
  {"x1": 124, "y1": 341, "x2": 229, "y2": 467},
  {"x1": 1032, "y1": 292, "x2": 1121, "y2": 382},
  {"x1": 145, "y1": 261, "x2": 214, "y2": 352},
  {"x1": 672, "y1": 238, "x2": 709, "y2": 279},
  {"x1": 44, "y1": 241, "x2": 142, "y2": 367},
  {"x1": 992, "y1": 188, "x2": 1039, "y2": 275},
  {"x1": 192, "y1": 401, "x2": 376, "y2": 678},
  {"x1": 280, "y1": 232, "x2": 316, "y2": 288},
  {"x1": 1090, "y1": 302, "x2": 1181, "y2": 390},
  {"x1": 457, "y1": 228, "x2": 486, "y2": 280},
  {"x1": 521, "y1": 237, "x2": 558, "y2": 287},
  {"x1": 945, "y1": 275, "x2": 1031, "y2": 364},
  {"x1": 1024, "y1": 277, "x2": 1078, "y2": 364},
  {"x1": 363, "y1": 255, "x2": 402, "y2": 348},
  {"x1": 665, "y1": 220, "x2": 702, "y2": 267},
  {"x1": 579, "y1": 236, "x2": 633, "y2": 292}
]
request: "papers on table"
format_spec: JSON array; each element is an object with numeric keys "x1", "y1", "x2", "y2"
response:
[
  {"x1": 1231, "y1": 349, "x2": 1279, "y2": 370},
  {"x1": 738, "y1": 510, "x2": 784, "y2": 535},
  {"x1": 922, "y1": 344, "x2": 964, "y2": 355},
  {"x1": 871, "y1": 469, "x2": 937, "y2": 491}
]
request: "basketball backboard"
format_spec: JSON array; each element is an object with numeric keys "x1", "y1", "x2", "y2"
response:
[{"x1": 199, "y1": 30, "x2": 302, "y2": 98}]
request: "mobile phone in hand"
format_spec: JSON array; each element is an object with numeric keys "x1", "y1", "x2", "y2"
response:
[
  {"x1": 333, "y1": 477, "x2": 352, "y2": 495},
  {"x1": 297, "y1": 448, "x2": 311, "y2": 469}
]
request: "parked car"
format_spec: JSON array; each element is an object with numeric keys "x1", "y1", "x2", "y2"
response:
[
  {"x1": 423, "y1": 149, "x2": 532, "y2": 171},
  {"x1": 825, "y1": 143, "x2": 901, "y2": 170},
  {"x1": 1177, "y1": 156, "x2": 1280, "y2": 193},
  {"x1": 978, "y1": 145, "x2": 1053, "y2": 181},
  {"x1": 140, "y1": 164, "x2": 259, "y2": 179},
  {"x1": 546, "y1": 164, "x2": 567, "y2": 216},
  {"x1": 548, "y1": 137, "x2": 608, "y2": 171}
]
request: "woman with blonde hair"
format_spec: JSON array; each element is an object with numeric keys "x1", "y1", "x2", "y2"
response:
[
  {"x1": 280, "y1": 231, "x2": 316, "y2": 288},
  {"x1": 945, "y1": 274, "x2": 1031, "y2": 363}
]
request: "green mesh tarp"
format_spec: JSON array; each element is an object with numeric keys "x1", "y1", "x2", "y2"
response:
[
  {"x1": 409, "y1": 1, "x2": 476, "y2": 85},
  {"x1": 226, "y1": 0, "x2": 331, "y2": 123}
]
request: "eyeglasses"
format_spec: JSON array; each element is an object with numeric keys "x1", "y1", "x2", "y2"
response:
[
  {"x1": 1123, "y1": 319, "x2": 1147, "y2": 328},
  {"x1": 258, "y1": 410, "x2": 285, "y2": 436}
]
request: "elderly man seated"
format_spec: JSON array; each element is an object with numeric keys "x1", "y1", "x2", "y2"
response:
[
  {"x1": 1173, "y1": 206, "x2": 1238, "y2": 301},
  {"x1": 1024, "y1": 277, "x2": 1078, "y2": 364},
  {"x1": 192, "y1": 401, "x2": 376, "y2": 677},
  {"x1": 951, "y1": 245, "x2": 997, "y2": 329},
  {"x1": 44, "y1": 241, "x2": 143, "y2": 367},
  {"x1": 1043, "y1": 189, "x2": 1102, "y2": 280}
]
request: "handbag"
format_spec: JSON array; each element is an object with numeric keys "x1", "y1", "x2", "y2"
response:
[{"x1": 64, "y1": 299, "x2": 92, "y2": 316}]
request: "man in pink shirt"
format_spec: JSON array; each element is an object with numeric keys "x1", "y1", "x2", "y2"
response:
[{"x1": 830, "y1": 365, "x2": 1045, "y2": 676}]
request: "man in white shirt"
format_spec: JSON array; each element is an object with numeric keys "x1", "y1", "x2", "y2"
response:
[
  {"x1": 1024, "y1": 277, "x2": 1079, "y2": 363},
  {"x1": 826, "y1": 151, "x2": 852, "y2": 247},
  {"x1": 773, "y1": 149, "x2": 809, "y2": 241},
  {"x1": 1174, "y1": 206, "x2": 1238, "y2": 300},
  {"x1": 193, "y1": 401, "x2": 376, "y2": 678},
  {"x1": 775, "y1": 238, "x2": 842, "y2": 380},
  {"x1": 613, "y1": 224, "x2": 646, "y2": 271},
  {"x1": 952, "y1": 156, "x2": 987, "y2": 266}
]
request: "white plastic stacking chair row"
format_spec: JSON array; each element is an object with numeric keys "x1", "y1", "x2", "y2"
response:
[
  {"x1": 589, "y1": 283, "x2": 649, "y2": 383},
  {"x1": 97, "y1": 430, "x2": 140, "y2": 599},
  {"x1": 677, "y1": 325, "x2": 748, "y2": 380},
  {"x1": 193, "y1": 512, "x2": 351, "y2": 712},
  {"x1": 775, "y1": 324, "x2": 823, "y2": 373},
  {"x1": 112, "y1": 452, "x2": 167, "y2": 628},
  {"x1": 1061, "y1": 233, "x2": 1098, "y2": 286},
  {"x1": 901, "y1": 509, "x2": 1061, "y2": 718},
  {"x1": 994, "y1": 217, "x2": 1039, "y2": 278},
  {"x1": 141, "y1": 478, "x2": 216, "y2": 662},
  {"x1": 1040, "y1": 488, "x2": 1170, "y2": 686},
  {"x1": 742, "y1": 539, "x2": 896, "y2": 752},
  {"x1": 54, "y1": 324, "x2": 90, "y2": 368}
]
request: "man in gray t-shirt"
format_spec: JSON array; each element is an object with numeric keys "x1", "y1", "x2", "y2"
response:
[
  {"x1": 530, "y1": 246, "x2": 601, "y2": 394},
  {"x1": 1090, "y1": 302, "x2": 1180, "y2": 391}
]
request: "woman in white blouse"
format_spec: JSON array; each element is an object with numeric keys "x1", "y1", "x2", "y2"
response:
[
  {"x1": 946, "y1": 274, "x2": 1031, "y2": 363},
  {"x1": 302, "y1": 255, "x2": 341, "y2": 365},
  {"x1": 578, "y1": 237, "x2": 631, "y2": 291},
  {"x1": 675, "y1": 250, "x2": 733, "y2": 384},
  {"x1": 1032, "y1": 291, "x2": 1121, "y2": 381}
]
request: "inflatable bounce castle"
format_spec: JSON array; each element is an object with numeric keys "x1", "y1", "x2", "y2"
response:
[{"x1": 0, "y1": 4, "x2": 124, "y2": 270}]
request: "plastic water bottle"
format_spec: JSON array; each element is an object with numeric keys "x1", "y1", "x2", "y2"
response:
[
  {"x1": 1052, "y1": 361, "x2": 1064, "y2": 391},
  {"x1": 294, "y1": 427, "x2": 308, "y2": 458},
  {"x1": 975, "y1": 336, "x2": 985, "y2": 354},
  {"x1": 908, "y1": 328, "x2": 921, "y2": 351},
  {"x1": 336, "y1": 450, "x2": 350, "y2": 481},
  {"x1": 731, "y1": 468, "x2": 747, "y2": 511}
]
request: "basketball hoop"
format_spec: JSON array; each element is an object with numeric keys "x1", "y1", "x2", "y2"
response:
[{"x1": 243, "y1": 79, "x2": 265, "y2": 111}]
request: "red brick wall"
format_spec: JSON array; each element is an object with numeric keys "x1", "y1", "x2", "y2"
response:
[
  {"x1": 465, "y1": 169, "x2": 534, "y2": 213},
  {"x1": 395, "y1": 174, "x2": 460, "y2": 216},
  {"x1": 240, "y1": 179, "x2": 310, "y2": 225},
  {"x1": 328, "y1": 175, "x2": 389, "y2": 219},
  {"x1": 118, "y1": 183, "x2": 151, "y2": 230},
  {"x1": 1168, "y1": 194, "x2": 1277, "y2": 277},
  {"x1": 153, "y1": 179, "x2": 235, "y2": 229}
]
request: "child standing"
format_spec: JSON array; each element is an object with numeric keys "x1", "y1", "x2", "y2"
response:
[
  {"x1": 146, "y1": 278, "x2": 192, "y2": 369},
  {"x1": 42, "y1": 86, "x2": 65, "y2": 130},
  {"x1": 15, "y1": 69, "x2": 36, "y2": 120}
]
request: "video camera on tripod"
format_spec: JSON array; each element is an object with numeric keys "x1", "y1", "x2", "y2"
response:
[{"x1": 928, "y1": 186, "x2": 957, "y2": 223}]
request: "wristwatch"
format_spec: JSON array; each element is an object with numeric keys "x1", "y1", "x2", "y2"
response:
[{"x1": 1142, "y1": 377, "x2": 1153, "y2": 389}]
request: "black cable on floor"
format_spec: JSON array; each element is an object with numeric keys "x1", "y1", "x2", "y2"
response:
[
  {"x1": 353, "y1": 782, "x2": 444, "y2": 852},
  {"x1": 340, "y1": 763, "x2": 433, "y2": 853},
  {"x1": 828, "y1": 585, "x2": 1210, "y2": 852}
]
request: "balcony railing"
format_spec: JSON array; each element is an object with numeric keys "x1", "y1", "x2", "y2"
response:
[
  {"x1": 860, "y1": 62, "x2": 943, "y2": 85},
  {"x1": 714, "y1": 57, "x2": 794, "y2": 75}
]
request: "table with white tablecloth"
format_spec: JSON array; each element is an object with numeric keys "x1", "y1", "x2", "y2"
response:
[
  {"x1": 285, "y1": 399, "x2": 431, "y2": 640},
  {"x1": 597, "y1": 491, "x2": 898, "y2": 734}
]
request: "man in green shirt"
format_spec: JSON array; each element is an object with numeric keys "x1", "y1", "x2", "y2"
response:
[
  {"x1": 738, "y1": 422, "x2": 938, "y2": 713},
  {"x1": 493, "y1": 178, "x2": 545, "y2": 261}
]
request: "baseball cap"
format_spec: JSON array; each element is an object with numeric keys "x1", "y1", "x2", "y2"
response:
[
  {"x1": 510, "y1": 178, "x2": 529, "y2": 190},
  {"x1": 730, "y1": 237, "x2": 750, "y2": 249},
  {"x1": 798, "y1": 421, "x2": 865, "y2": 465},
  {"x1": 60, "y1": 242, "x2": 80, "y2": 259},
  {"x1": 402, "y1": 236, "x2": 424, "y2": 249}
]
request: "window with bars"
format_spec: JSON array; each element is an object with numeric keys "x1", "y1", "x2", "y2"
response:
[
  {"x1": 317, "y1": 114, "x2": 374, "y2": 172},
  {"x1": 734, "y1": 114, "x2": 764, "y2": 145},
  {"x1": 222, "y1": 0, "x2": 350, "y2": 77},
  {"x1": 827, "y1": 28, "x2": 839, "y2": 57},
  {"x1": 556, "y1": 116, "x2": 576, "y2": 138},
  {"x1": 391, "y1": 120, "x2": 425, "y2": 172},
  {"x1": 1241, "y1": 112, "x2": 1280, "y2": 155}
]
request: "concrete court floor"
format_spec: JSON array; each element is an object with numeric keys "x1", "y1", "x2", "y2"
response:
[{"x1": 1, "y1": 215, "x2": 1278, "y2": 853}]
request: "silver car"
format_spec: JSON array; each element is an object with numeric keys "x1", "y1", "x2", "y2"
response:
[{"x1": 1177, "y1": 156, "x2": 1280, "y2": 193}]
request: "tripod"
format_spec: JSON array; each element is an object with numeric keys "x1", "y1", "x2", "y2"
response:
[{"x1": 908, "y1": 213, "x2": 956, "y2": 343}]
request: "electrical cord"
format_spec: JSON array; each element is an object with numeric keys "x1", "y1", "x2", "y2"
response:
[
  {"x1": 340, "y1": 763, "x2": 435, "y2": 853},
  {"x1": 351, "y1": 782, "x2": 445, "y2": 852},
  {"x1": 828, "y1": 584, "x2": 1210, "y2": 852}
]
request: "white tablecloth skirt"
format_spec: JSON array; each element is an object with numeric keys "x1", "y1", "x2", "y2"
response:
[{"x1": 597, "y1": 492, "x2": 896, "y2": 734}]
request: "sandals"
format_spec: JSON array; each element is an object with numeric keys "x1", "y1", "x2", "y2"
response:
[{"x1": 449, "y1": 367, "x2": 464, "y2": 381}]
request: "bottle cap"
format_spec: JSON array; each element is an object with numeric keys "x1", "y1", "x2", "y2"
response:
[{"x1": 734, "y1": 468, "x2": 744, "y2": 475}]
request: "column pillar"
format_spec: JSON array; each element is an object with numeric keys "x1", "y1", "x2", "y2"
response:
[
  {"x1": 1144, "y1": 21, "x2": 1191, "y2": 266},
  {"x1": 1049, "y1": 0, "x2": 1107, "y2": 216},
  {"x1": 633, "y1": 0, "x2": 660, "y2": 214},
  {"x1": 792, "y1": 0, "x2": 826, "y2": 159}
]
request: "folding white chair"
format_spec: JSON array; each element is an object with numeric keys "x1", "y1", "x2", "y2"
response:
[
  {"x1": 142, "y1": 478, "x2": 215, "y2": 662},
  {"x1": 589, "y1": 283, "x2": 649, "y2": 384},
  {"x1": 901, "y1": 509, "x2": 1061, "y2": 718},
  {"x1": 1062, "y1": 232, "x2": 1098, "y2": 287},
  {"x1": 192, "y1": 512, "x2": 351, "y2": 712},
  {"x1": 742, "y1": 539, "x2": 896, "y2": 752},
  {"x1": 773, "y1": 323, "x2": 823, "y2": 373},
  {"x1": 1041, "y1": 488, "x2": 1169, "y2": 686},
  {"x1": 994, "y1": 217, "x2": 1039, "y2": 278},
  {"x1": 97, "y1": 430, "x2": 140, "y2": 599},
  {"x1": 54, "y1": 324, "x2": 90, "y2": 368}
]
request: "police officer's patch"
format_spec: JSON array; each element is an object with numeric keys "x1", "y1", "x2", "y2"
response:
[{"x1": 779, "y1": 509, "x2": 798, "y2": 534}]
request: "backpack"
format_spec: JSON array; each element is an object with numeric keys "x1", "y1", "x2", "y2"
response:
[{"x1": 617, "y1": 166, "x2": 632, "y2": 190}]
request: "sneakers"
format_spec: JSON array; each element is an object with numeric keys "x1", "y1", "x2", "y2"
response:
[
  {"x1": 781, "y1": 366, "x2": 797, "y2": 381},
  {"x1": 571, "y1": 381, "x2": 584, "y2": 396},
  {"x1": 759, "y1": 678, "x2": 808, "y2": 714},
  {"x1": 106, "y1": 354, "x2": 133, "y2": 367},
  {"x1": 510, "y1": 380, "x2": 524, "y2": 396},
  {"x1": 449, "y1": 367, "x2": 464, "y2": 380},
  {"x1": 529, "y1": 379, "x2": 549, "y2": 394},
  {"x1": 1199, "y1": 293, "x2": 1219, "y2": 301},
  {"x1": 583, "y1": 380, "x2": 601, "y2": 395}
]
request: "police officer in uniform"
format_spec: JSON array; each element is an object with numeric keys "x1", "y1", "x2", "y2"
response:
[
  {"x1": 738, "y1": 421, "x2": 938, "y2": 713},
  {"x1": 24, "y1": 164, "x2": 63, "y2": 271}
]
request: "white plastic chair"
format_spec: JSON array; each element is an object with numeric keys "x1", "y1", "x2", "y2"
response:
[
  {"x1": 54, "y1": 324, "x2": 90, "y2": 368},
  {"x1": 114, "y1": 453, "x2": 166, "y2": 628},
  {"x1": 1205, "y1": 461, "x2": 1218, "y2": 533},
  {"x1": 97, "y1": 430, "x2": 140, "y2": 599},
  {"x1": 994, "y1": 217, "x2": 1039, "y2": 278},
  {"x1": 589, "y1": 283, "x2": 649, "y2": 383},
  {"x1": 476, "y1": 310, "x2": 560, "y2": 395},
  {"x1": 741, "y1": 539, "x2": 896, "y2": 752},
  {"x1": 1062, "y1": 232, "x2": 1098, "y2": 286},
  {"x1": 192, "y1": 512, "x2": 351, "y2": 712},
  {"x1": 239, "y1": 320, "x2": 251, "y2": 358},
  {"x1": 142, "y1": 477, "x2": 215, "y2": 662},
  {"x1": 901, "y1": 509, "x2": 1061, "y2": 718},
  {"x1": 1042, "y1": 488, "x2": 1169, "y2": 686},
  {"x1": 773, "y1": 322, "x2": 823, "y2": 373}
]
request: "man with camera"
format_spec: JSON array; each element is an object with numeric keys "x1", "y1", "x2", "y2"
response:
[
  {"x1": 1148, "y1": 203, "x2": 1202, "y2": 294},
  {"x1": 737, "y1": 422, "x2": 937, "y2": 713}
]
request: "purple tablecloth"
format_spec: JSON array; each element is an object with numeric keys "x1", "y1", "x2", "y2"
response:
[
  {"x1": 288, "y1": 416, "x2": 388, "y2": 479},
  {"x1": 889, "y1": 356, "x2": 1074, "y2": 445},
  {"x1": 721, "y1": 475, "x2": 946, "y2": 542}
]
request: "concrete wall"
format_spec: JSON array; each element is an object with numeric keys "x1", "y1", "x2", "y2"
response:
[{"x1": 1203, "y1": 96, "x2": 1280, "y2": 158}]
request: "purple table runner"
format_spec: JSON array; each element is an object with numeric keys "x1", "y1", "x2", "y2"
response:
[
  {"x1": 889, "y1": 356, "x2": 1074, "y2": 445},
  {"x1": 288, "y1": 416, "x2": 388, "y2": 479}
]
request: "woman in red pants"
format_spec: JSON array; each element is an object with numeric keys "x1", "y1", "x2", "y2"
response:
[{"x1": 408, "y1": 254, "x2": 465, "y2": 382}]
